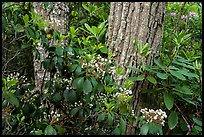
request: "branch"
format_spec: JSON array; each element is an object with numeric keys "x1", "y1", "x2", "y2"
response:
[
  {"x1": 2, "y1": 51, "x2": 21, "y2": 75},
  {"x1": 173, "y1": 2, "x2": 186, "y2": 33}
]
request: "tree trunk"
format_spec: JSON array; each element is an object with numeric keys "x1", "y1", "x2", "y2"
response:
[
  {"x1": 106, "y1": 2, "x2": 166, "y2": 134},
  {"x1": 32, "y1": 2, "x2": 69, "y2": 91}
]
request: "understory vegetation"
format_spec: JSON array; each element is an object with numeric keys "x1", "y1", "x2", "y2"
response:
[{"x1": 2, "y1": 2, "x2": 202, "y2": 135}]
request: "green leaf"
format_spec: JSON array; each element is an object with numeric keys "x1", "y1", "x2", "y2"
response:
[
  {"x1": 146, "y1": 76, "x2": 157, "y2": 84},
  {"x1": 156, "y1": 72, "x2": 168, "y2": 79},
  {"x1": 192, "y1": 118, "x2": 202, "y2": 127},
  {"x1": 8, "y1": 93, "x2": 19, "y2": 107},
  {"x1": 70, "y1": 107, "x2": 79, "y2": 117},
  {"x1": 97, "y1": 112, "x2": 105, "y2": 122},
  {"x1": 194, "y1": 125, "x2": 202, "y2": 132},
  {"x1": 84, "y1": 23, "x2": 95, "y2": 35},
  {"x1": 83, "y1": 79, "x2": 92, "y2": 93},
  {"x1": 79, "y1": 109, "x2": 84, "y2": 117},
  {"x1": 16, "y1": 24, "x2": 24, "y2": 32},
  {"x1": 7, "y1": 79, "x2": 18, "y2": 87},
  {"x1": 55, "y1": 125, "x2": 65, "y2": 135},
  {"x1": 69, "y1": 64, "x2": 78, "y2": 73},
  {"x1": 113, "y1": 127, "x2": 120, "y2": 135},
  {"x1": 173, "y1": 86, "x2": 192, "y2": 95},
  {"x1": 44, "y1": 125, "x2": 57, "y2": 135},
  {"x1": 127, "y1": 66, "x2": 141, "y2": 72},
  {"x1": 27, "y1": 27, "x2": 35, "y2": 38},
  {"x1": 177, "y1": 69, "x2": 198, "y2": 78},
  {"x1": 180, "y1": 97, "x2": 196, "y2": 106},
  {"x1": 168, "y1": 112, "x2": 178, "y2": 130},
  {"x1": 34, "y1": 130, "x2": 43, "y2": 135},
  {"x1": 65, "y1": 46, "x2": 73, "y2": 53},
  {"x1": 120, "y1": 118, "x2": 126, "y2": 135},
  {"x1": 63, "y1": 89, "x2": 69, "y2": 100},
  {"x1": 55, "y1": 47, "x2": 64, "y2": 56},
  {"x1": 23, "y1": 14, "x2": 29, "y2": 24},
  {"x1": 2, "y1": 16, "x2": 6, "y2": 30},
  {"x1": 75, "y1": 66, "x2": 82, "y2": 75},
  {"x1": 170, "y1": 70, "x2": 186, "y2": 80},
  {"x1": 108, "y1": 113, "x2": 113, "y2": 126},
  {"x1": 35, "y1": 31, "x2": 40, "y2": 39},
  {"x1": 67, "y1": 90, "x2": 77, "y2": 103},
  {"x1": 172, "y1": 60, "x2": 194, "y2": 70},
  {"x1": 91, "y1": 77, "x2": 98, "y2": 93},
  {"x1": 154, "y1": 58, "x2": 166, "y2": 70},
  {"x1": 128, "y1": 74, "x2": 145, "y2": 81},
  {"x1": 99, "y1": 46, "x2": 108, "y2": 53},
  {"x1": 72, "y1": 77, "x2": 84, "y2": 93},
  {"x1": 148, "y1": 122, "x2": 163, "y2": 135},
  {"x1": 140, "y1": 123, "x2": 149, "y2": 135},
  {"x1": 53, "y1": 92, "x2": 61, "y2": 102},
  {"x1": 163, "y1": 92, "x2": 174, "y2": 110}
]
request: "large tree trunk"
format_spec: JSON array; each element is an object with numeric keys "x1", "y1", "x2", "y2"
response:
[
  {"x1": 32, "y1": 2, "x2": 69, "y2": 91},
  {"x1": 106, "y1": 2, "x2": 166, "y2": 134}
]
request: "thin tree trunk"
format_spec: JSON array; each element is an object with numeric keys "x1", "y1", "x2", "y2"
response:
[
  {"x1": 32, "y1": 2, "x2": 69, "y2": 91},
  {"x1": 106, "y1": 2, "x2": 166, "y2": 134}
]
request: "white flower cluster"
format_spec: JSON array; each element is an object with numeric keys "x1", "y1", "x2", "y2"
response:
[
  {"x1": 63, "y1": 77, "x2": 73, "y2": 90},
  {"x1": 7, "y1": 72, "x2": 27, "y2": 82},
  {"x1": 79, "y1": 54, "x2": 114, "y2": 78},
  {"x1": 140, "y1": 108, "x2": 167, "y2": 126},
  {"x1": 67, "y1": 52, "x2": 74, "y2": 56},
  {"x1": 96, "y1": 92, "x2": 107, "y2": 104},
  {"x1": 113, "y1": 87, "x2": 132, "y2": 98},
  {"x1": 42, "y1": 109, "x2": 61, "y2": 123}
]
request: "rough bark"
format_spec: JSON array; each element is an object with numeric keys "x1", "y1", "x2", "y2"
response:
[
  {"x1": 32, "y1": 2, "x2": 69, "y2": 90},
  {"x1": 106, "y1": 2, "x2": 166, "y2": 134}
]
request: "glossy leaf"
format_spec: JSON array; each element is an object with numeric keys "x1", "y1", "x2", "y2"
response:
[
  {"x1": 113, "y1": 127, "x2": 120, "y2": 135},
  {"x1": 128, "y1": 74, "x2": 145, "y2": 81},
  {"x1": 127, "y1": 66, "x2": 141, "y2": 72},
  {"x1": 192, "y1": 118, "x2": 202, "y2": 127},
  {"x1": 16, "y1": 24, "x2": 24, "y2": 32},
  {"x1": 72, "y1": 77, "x2": 84, "y2": 93},
  {"x1": 194, "y1": 125, "x2": 202, "y2": 131},
  {"x1": 108, "y1": 113, "x2": 113, "y2": 126},
  {"x1": 120, "y1": 118, "x2": 126, "y2": 135},
  {"x1": 44, "y1": 125, "x2": 57, "y2": 135},
  {"x1": 168, "y1": 112, "x2": 178, "y2": 130},
  {"x1": 83, "y1": 79, "x2": 92, "y2": 93},
  {"x1": 70, "y1": 107, "x2": 79, "y2": 117},
  {"x1": 170, "y1": 70, "x2": 186, "y2": 80},
  {"x1": 97, "y1": 113, "x2": 105, "y2": 122},
  {"x1": 156, "y1": 72, "x2": 168, "y2": 79},
  {"x1": 55, "y1": 125, "x2": 65, "y2": 135},
  {"x1": 69, "y1": 90, "x2": 77, "y2": 102},
  {"x1": 8, "y1": 93, "x2": 19, "y2": 107},
  {"x1": 55, "y1": 47, "x2": 64, "y2": 56},
  {"x1": 163, "y1": 92, "x2": 174, "y2": 110},
  {"x1": 146, "y1": 75, "x2": 157, "y2": 84},
  {"x1": 23, "y1": 14, "x2": 29, "y2": 24},
  {"x1": 34, "y1": 130, "x2": 43, "y2": 135},
  {"x1": 69, "y1": 64, "x2": 78, "y2": 73},
  {"x1": 53, "y1": 92, "x2": 61, "y2": 102},
  {"x1": 140, "y1": 123, "x2": 149, "y2": 135},
  {"x1": 7, "y1": 79, "x2": 18, "y2": 87}
]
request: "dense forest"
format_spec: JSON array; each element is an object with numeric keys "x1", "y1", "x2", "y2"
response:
[{"x1": 2, "y1": 2, "x2": 202, "y2": 135}]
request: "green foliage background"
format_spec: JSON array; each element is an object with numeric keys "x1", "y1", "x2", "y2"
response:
[{"x1": 2, "y1": 2, "x2": 202, "y2": 135}]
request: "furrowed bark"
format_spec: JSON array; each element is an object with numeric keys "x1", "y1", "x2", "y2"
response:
[
  {"x1": 32, "y1": 2, "x2": 69, "y2": 91},
  {"x1": 106, "y1": 2, "x2": 166, "y2": 134}
]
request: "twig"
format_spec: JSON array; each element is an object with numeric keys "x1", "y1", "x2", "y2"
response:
[
  {"x1": 9, "y1": 35, "x2": 27, "y2": 44},
  {"x1": 3, "y1": 51, "x2": 21, "y2": 74},
  {"x1": 173, "y1": 2, "x2": 186, "y2": 33},
  {"x1": 174, "y1": 103, "x2": 189, "y2": 125},
  {"x1": 168, "y1": 2, "x2": 186, "y2": 52}
]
